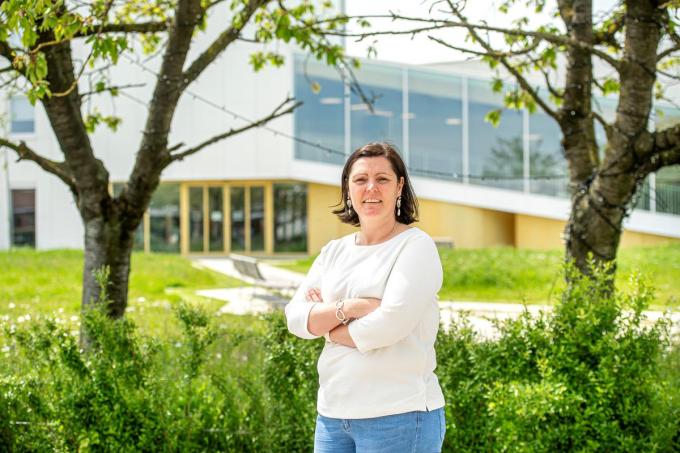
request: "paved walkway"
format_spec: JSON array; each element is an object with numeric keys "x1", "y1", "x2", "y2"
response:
[{"x1": 193, "y1": 257, "x2": 679, "y2": 338}]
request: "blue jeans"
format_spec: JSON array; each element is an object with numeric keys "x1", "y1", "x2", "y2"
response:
[{"x1": 314, "y1": 407, "x2": 446, "y2": 453}]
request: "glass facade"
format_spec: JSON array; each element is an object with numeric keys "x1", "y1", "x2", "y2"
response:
[
  {"x1": 293, "y1": 55, "x2": 680, "y2": 216},
  {"x1": 468, "y1": 79, "x2": 524, "y2": 191},
  {"x1": 655, "y1": 107, "x2": 680, "y2": 215},
  {"x1": 11, "y1": 189, "x2": 35, "y2": 247},
  {"x1": 189, "y1": 187, "x2": 204, "y2": 252},
  {"x1": 529, "y1": 112, "x2": 567, "y2": 197},
  {"x1": 408, "y1": 69, "x2": 463, "y2": 180},
  {"x1": 350, "y1": 62, "x2": 403, "y2": 152},
  {"x1": 274, "y1": 183, "x2": 307, "y2": 252},
  {"x1": 250, "y1": 186, "x2": 265, "y2": 252},
  {"x1": 294, "y1": 56, "x2": 345, "y2": 164},
  {"x1": 149, "y1": 184, "x2": 180, "y2": 253},
  {"x1": 10, "y1": 96, "x2": 35, "y2": 133},
  {"x1": 230, "y1": 187, "x2": 246, "y2": 252},
  {"x1": 208, "y1": 187, "x2": 224, "y2": 252}
]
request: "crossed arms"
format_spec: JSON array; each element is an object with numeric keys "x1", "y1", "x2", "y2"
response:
[{"x1": 305, "y1": 288, "x2": 381, "y2": 348}]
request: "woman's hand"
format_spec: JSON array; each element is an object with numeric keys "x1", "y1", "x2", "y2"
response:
[
  {"x1": 345, "y1": 297, "x2": 381, "y2": 319},
  {"x1": 305, "y1": 287, "x2": 323, "y2": 303}
]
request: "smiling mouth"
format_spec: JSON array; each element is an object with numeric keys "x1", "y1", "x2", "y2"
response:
[{"x1": 363, "y1": 200, "x2": 382, "y2": 204}]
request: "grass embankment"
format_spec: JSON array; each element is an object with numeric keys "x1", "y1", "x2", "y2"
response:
[
  {"x1": 277, "y1": 244, "x2": 680, "y2": 307},
  {"x1": 0, "y1": 249, "x2": 260, "y2": 335}
]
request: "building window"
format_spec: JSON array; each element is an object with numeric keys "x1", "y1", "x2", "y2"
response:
[
  {"x1": 294, "y1": 55, "x2": 345, "y2": 164},
  {"x1": 10, "y1": 96, "x2": 35, "y2": 134},
  {"x1": 408, "y1": 69, "x2": 463, "y2": 180},
  {"x1": 468, "y1": 79, "x2": 524, "y2": 191},
  {"x1": 350, "y1": 62, "x2": 403, "y2": 152},
  {"x1": 230, "y1": 187, "x2": 246, "y2": 252},
  {"x1": 274, "y1": 183, "x2": 307, "y2": 252},
  {"x1": 208, "y1": 187, "x2": 224, "y2": 252},
  {"x1": 189, "y1": 187, "x2": 204, "y2": 252},
  {"x1": 654, "y1": 107, "x2": 680, "y2": 215},
  {"x1": 528, "y1": 112, "x2": 567, "y2": 197},
  {"x1": 11, "y1": 189, "x2": 35, "y2": 247},
  {"x1": 149, "y1": 183, "x2": 180, "y2": 253},
  {"x1": 250, "y1": 186, "x2": 265, "y2": 252}
]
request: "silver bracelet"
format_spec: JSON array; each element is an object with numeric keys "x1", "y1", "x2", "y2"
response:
[{"x1": 335, "y1": 299, "x2": 351, "y2": 325}]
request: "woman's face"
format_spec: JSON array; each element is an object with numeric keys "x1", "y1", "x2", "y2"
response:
[{"x1": 347, "y1": 156, "x2": 404, "y2": 224}]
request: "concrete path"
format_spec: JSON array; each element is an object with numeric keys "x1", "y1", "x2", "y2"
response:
[{"x1": 192, "y1": 257, "x2": 679, "y2": 339}]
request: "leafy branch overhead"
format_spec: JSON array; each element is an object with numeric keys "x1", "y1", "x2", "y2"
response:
[{"x1": 0, "y1": 0, "x2": 354, "y2": 324}]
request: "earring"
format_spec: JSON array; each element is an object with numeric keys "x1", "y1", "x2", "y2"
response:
[
  {"x1": 347, "y1": 197, "x2": 353, "y2": 215},
  {"x1": 396, "y1": 196, "x2": 402, "y2": 217}
]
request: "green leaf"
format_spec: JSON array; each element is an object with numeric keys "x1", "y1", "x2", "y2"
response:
[
  {"x1": 601, "y1": 78, "x2": 620, "y2": 96},
  {"x1": 485, "y1": 109, "x2": 502, "y2": 127}
]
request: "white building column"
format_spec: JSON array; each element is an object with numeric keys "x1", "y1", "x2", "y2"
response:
[{"x1": 462, "y1": 77, "x2": 469, "y2": 184}]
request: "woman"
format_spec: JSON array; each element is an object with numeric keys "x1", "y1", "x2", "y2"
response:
[{"x1": 285, "y1": 142, "x2": 445, "y2": 452}]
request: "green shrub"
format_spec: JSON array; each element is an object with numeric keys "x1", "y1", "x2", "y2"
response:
[
  {"x1": 0, "y1": 301, "x2": 268, "y2": 452},
  {"x1": 262, "y1": 312, "x2": 323, "y2": 453},
  {"x1": 0, "y1": 263, "x2": 678, "y2": 452},
  {"x1": 437, "y1": 265, "x2": 677, "y2": 452}
]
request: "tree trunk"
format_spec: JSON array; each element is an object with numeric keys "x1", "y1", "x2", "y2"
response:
[
  {"x1": 81, "y1": 214, "x2": 137, "y2": 320},
  {"x1": 562, "y1": 0, "x2": 662, "y2": 282},
  {"x1": 565, "y1": 190, "x2": 623, "y2": 277}
]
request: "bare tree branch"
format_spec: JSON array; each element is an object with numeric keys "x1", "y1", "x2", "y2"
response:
[
  {"x1": 591, "y1": 110, "x2": 612, "y2": 137},
  {"x1": 323, "y1": 13, "x2": 622, "y2": 70},
  {"x1": 538, "y1": 67, "x2": 563, "y2": 100},
  {"x1": 80, "y1": 82, "x2": 145, "y2": 98},
  {"x1": 120, "y1": 0, "x2": 206, "y2": 221},
  {"x1": 181, "y1": 0, "x2": 268, "y2": 87},
  {"x1": 427, "y1": 35, "x2": 541, "y2": 58},
  {"x1": 632, "y1": 122, "x2": 680, "y2": 176},
  {"x1": 592, "y1": 9, "x2": 624, "y2": 48},
  {"x1": 74, "y1": 21, "x2": 170, "y2": 37},
  {"x1": 430, "y1": 9, "x2": 560, "y2": 122},
  {"x1": 0, "y1": 138, "x2": 77, "y2": 193},
  {"x1": 657, "y1": 44, "x2": 680, "y2": 62},
  {"x1": 170, "y1": 96, "x2": 300, "y2": 162}
]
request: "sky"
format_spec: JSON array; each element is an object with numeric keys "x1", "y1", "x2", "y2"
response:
[{"x1": 342, "y1": 0, "x2": 619, "y2": 65}]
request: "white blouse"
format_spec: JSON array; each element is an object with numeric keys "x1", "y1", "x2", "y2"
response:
[{"x1": 284, "y1": 227, "x2": 445, "y2": 419}]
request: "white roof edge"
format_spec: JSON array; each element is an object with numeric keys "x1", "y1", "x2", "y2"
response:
[{"x1": 291, "y1": 159, "x2": 680, "y2": 239}]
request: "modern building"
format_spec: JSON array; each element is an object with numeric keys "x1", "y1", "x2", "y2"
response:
[{"x1": 1, "y1": 36, "x2": 679, "y2": 256}]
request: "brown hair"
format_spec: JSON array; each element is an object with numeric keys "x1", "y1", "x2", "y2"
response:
[{"x1": 333, "y1": 142, "x2": 419, "y2": 226}]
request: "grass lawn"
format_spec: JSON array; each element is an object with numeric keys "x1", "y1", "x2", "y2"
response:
[
  {"x1": 276, "y1": 244, "x2": 680, "y2": 307},
  {"x1": 0, "y1": 249, "x2": 260, "y2": 336}
]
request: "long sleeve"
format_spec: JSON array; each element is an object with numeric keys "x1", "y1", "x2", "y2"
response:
[
  {"x1": 347, "y1": 235, "x2": 443, "y2": 353},
  {"x1": 284, "y1": 245, "x2": 327, "y2": 339}
]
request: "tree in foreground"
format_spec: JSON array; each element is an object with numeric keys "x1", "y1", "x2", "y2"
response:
[
  {"x1": 0, "y1": 0, "x2": 348, "y2": 332},
  {"x1": 337, "y1": 0, "x2": 680, "y2": 280}
]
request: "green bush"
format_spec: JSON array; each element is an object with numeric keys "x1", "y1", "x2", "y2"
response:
[
  {"x1": 262, "y1": 312, "x2": 323, "y2": 453},
  {"x1": 0, "y1": 301, "x2": 268, "y2": 452},
  {"x1": 0, "y1": 264, "x2": 678, "y2": 452},
  {"x1": 437, "y1": 266, "x2": 678, "y2": 452}
]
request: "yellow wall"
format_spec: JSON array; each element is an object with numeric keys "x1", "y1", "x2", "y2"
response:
[
  {"x1": 514, "y1": 215, "x2": 564, "y2": 249},
  {"x1": 514, "y1": 214, "x2": 680, "y2": 249},
  {"x1": 417, "y1": 199, "x2": 515, "y2": 248},
  {"x1": 307, "y1": 184, "x2": 516, "y2": 252},
  {"x1": 307, "y1": 183, "x2": 357, "y2": 253}
]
